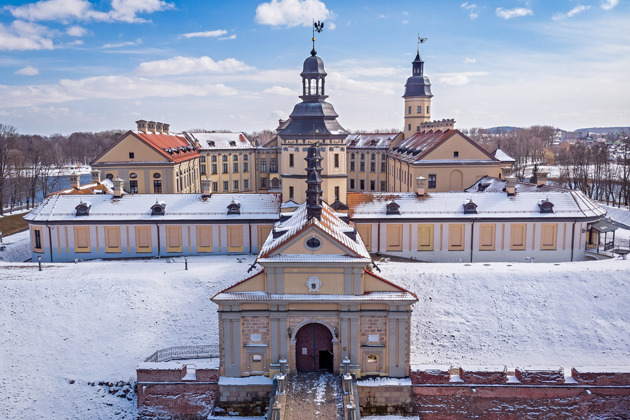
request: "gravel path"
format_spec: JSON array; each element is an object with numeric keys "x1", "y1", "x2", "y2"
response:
[{"x1": 285, "y1": 372, "x2": 343, "y2": 420}]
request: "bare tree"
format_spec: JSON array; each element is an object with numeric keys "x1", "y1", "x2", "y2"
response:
[{"x1": 0, "y1": 124, "x2": 16, "y2": 215}]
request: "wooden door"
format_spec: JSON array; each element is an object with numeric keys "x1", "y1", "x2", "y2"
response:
[{"x1": 295, "y1": 323, "x2": 333, "y2": 372}]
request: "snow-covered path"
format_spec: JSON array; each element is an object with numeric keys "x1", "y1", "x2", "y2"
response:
[{"x1": 1, "y1": 255, "x2": 629, "y2": 419}]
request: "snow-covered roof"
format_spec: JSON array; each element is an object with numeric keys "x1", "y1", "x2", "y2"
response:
[
  {"x1": 466, "y1": 176, "x2": 565, "y2": 193},
  {"x1": 345, "y1": 133, "x2": 399, "y2": 149},
  {"x1": 348, "y1": 191, "x2": 606, "y2": 220},
  {"x1": 257, "y1": 254, "x2": 372, "y2": 264},
  {"x1": 212, "y1": 291, "x2": 417, "y2": 303},
  {"x1": 187, "y1": 132, "x2": 253, "y2": 149},
  {"x1": 493, "y1": 148, "x2": 516, "y2": 162},
  {"x1": 25, "y1": 193, "x2": 281, "y2": 223},
  {"x1": 51, "y1": 179, "x2": 114, "y2": 196},
  {"x1": 258, "y1": 201, "x2": 370, "y2": 260}
]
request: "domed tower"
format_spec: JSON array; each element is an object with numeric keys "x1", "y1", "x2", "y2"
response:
[
  {"x1": 277, "y1": 41, "x2": 349, "y2": 206},
  {"x1": 403, "y1": 42, "x2": 433, "y2": 139}
]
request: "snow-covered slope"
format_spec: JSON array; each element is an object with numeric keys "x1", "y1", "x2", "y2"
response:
[{"x1": 1, "y1": 255, "x2": 629, "y2": 419}]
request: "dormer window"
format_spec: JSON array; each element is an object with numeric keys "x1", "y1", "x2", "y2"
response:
[
  {"x1": 229, "y1": 140, "x2": 236, "y2": 147},
  {"x1": 386, "y1": 200, "x2": 400, "y2": 215},
  {"x1": 539, "y1": 200, "x2": 554, "y2": 214},
  {"x1": 227, "y1": 200, "x2": 241, "y2": 215},
  {"x1": 151, "y1": 201, "x2": 166, "y2": 216},
  {"x1": 75, "y1": 201, "x2": 91, "y2": 216},
  {"x1": 463, "y1": 200, "x2": 477, "y2": 214},
  {"x1": 207, "y1": 140, "x2": 215, "y2": 147}
]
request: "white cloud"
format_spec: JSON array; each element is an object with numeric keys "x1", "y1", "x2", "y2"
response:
[
  {"x1": 255, "y1": 0, "x2": 332, "y2": 28},
  {"x1": 102, "y1": 39, "x2": 141, "y2": 48},
  {"x1": 495, "y1": 7, "x2": 533, "y2": 19},
  {"x1": 220, "y1": 34, "x2": 237, "y2": 40},
  {"x1": 438, "y1": 71, "x2": 488, "y2": 86},
  {"x1": 66, "y1": 25, "x2": 87, "y2": 37},
  {"x1": 552, "y1": 5, "x2": 591, "y2": 21},
  {"x1": 8, "y1": 0, "x2": 173, "y2": 23},
  {"x1": 460, "y1": 2, "x2": 479, "y2": 20},
  {"x1": 15, "y1": 65, "x2": 39, "y2": 76},
  {"x1": 135, "y1": 56, "x2": 253, "y2": 76},
  {"x1": 601, "y1": 0, "x2": 619, "y2": 10},
  {"x1": 263, "y1": 86, "x2": 296, "y2": 96},
  {"x1": 0, "y1": 21, "x2": 53, "y2": 51},
  {"x1": 463, "y1": 57, "x2": 476, "y2": 64},
  {"x1": 181, "y1": 29, "x2": 227, "y2": 39}
]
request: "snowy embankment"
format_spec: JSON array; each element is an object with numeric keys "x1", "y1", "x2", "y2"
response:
[{"x1": 1, "y1": 254, "x2": 630, "y2": 419}]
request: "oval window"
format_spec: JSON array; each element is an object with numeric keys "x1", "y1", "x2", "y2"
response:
[
  {"x1": 153, "y1": 172, "x2": 161, "y2": 179},
  {"x1": 129, "y1": 172, "x2": 137, "y2": 179},
  {"x1": 306, "y1": 237, "x2": 321, "y2": 249}
]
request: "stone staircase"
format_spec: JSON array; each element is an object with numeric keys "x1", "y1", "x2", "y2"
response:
[{"x1": 283, "y1": 372, "x2": 343, "y2": 420}]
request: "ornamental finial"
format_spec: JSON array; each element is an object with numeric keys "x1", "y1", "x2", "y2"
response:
[
  {"x1": 312, "y1": 20, "x2": 324, "y2": 55},
  {"x1": 417, "y1": 34, "x2": 428, "y2": 53}
]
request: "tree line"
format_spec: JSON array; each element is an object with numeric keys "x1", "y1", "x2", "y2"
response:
[{"x1": 0, "y1": 124, "x2": 119, "y2": 214}]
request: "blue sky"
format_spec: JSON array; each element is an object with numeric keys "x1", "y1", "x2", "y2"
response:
[{"x1": 0, "y1": 0, "x2": 628, "y2": 135}]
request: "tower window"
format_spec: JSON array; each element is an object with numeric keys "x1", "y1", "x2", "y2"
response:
[
  {"x1": 417, "y1": 106, "x2": 422, "y2": 113},
  {"x1": 129, "y1": 152, "x2": 134, "y2": 159},
  {"x1": 427, "y1": 106, "x2": 430, "y2": 114},
  {"x1": 289, "y1": 154, "x2": 294, "y2": 168},
  {"x1": 408, "y1": 106, "x2": 411, "y2": 114},
  {"x1": 350, "y1": 179, "x2": 355, "y2": 189},
  {"x1": 289, "y1": 186, "x2": 294, "y2": 200},
  {"x1": 454, "y1": 151, "x2": 459, "y2": 158},
  {"x1": 335, "y1": 186, "x2": 340, "y2": 200},
  {"x1": 408, "y1": 124, "x2": 411, "y2": 131},
  {"x1": 334, "y1": 153, "x2": 339, "y2": 168}
]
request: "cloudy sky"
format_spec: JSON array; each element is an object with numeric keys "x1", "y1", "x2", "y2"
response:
[{"x1": 0, "y1": 0, "x2": 628, "y2": 135}]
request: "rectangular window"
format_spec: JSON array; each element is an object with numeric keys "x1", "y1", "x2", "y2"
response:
[
  {"x1": 350, "y1": 179, "x2": 355, "y2": 189},
  {"x1": 541, "y1": 223, "x2": 558, "y2": 250},
  {"x1": 243, "y1": 162, "x2": 248, "y2": 172},
  {"x1": 270, "y1": 161, "x2": 277, "y2": 172},
  {"x1": 33, "y1": 228, "x2": 43, "y2": 252},
  {"x1": 222, "y1": 155, "x2": 227, "y2": 162},
  {"x1": 135, "y1": 226, "x2": 152, "y2": 253},
  {"x1": 227, "y1": 225, "x2": 244, "y2": 252},
  {"x1": 448, "y1": 224, "x2": 465, "y2": 251},
  {"x1": 200, "y1": 165, "x2": 206, "y2": 175},
  {"x1": 289, "y1": 154, "x2": 294, "y2": 167},
  {"x1": 417, "y1": 224, "x2": 434, "y2": 251},
  {"x1": 381, "y1": 161, "x2": 386, "y2": 172},
  {"x1": 74, "y1": 227, "x2": 90, "y2": 253},
  {"x1": 454, "y1": 151, "x2": 459, "y2": 158},
  {"x1": 153, "y1": 180, "x2": 162, "y2": 194},
  {"x1": 427, "y1": 106, "x2": 429, "y2": 114},
  {"x1": 200, "y1": 155, "x2": 206, "y2": 162},
  {"x1": 165, "y1": 226, "x2": 182, "y2": 253},
  {"x1": 261, "y1": 160, "x2": 267, "y2": 172},
  {"x1": 234, "y1": 180, "x2": 239, "y2": 190},
  {"x1": 289, "y1": 186, "x2": 294, "y2": 200},
  {"x1": 244, "y1": 179, "x2": 249, "y2": 190},
  {"x1": 223, "y1": 181, "x2": 229, "y2": 191},
  {"x1": 233, "y1": 154, "x2": 238, "y2": 161},
  {"x1": 370, "y1": 180, "x2": 375, "y2": 191},
  {"x1": 233, "y1": 163, "x2": 238, "y2": 172},
  {"x1": 479, "y1": 224, "x2": 496, "y2": 251},
  {"x1": 380, "y1": 181, "x2": 386, "y2": 191},
  {"x1": 386, "y1": 224, "x2": 403, "y2": 252},
  {"x1": 222, "y1": 163, "x2": 228, "y2": 173},
  {"x1": 196, "y1": 226, "x2": 213, "y2": 252},
  {"x1": 334, "y1": 153, "x2": 339, "y2": 168},
  {"x1": 212, "y1": 164, "x2": 217, "y2": 174},
  {"x1": 129, "y1": 152, "x2": 134, "y2": 159},
  {"x1": 408, "y1": 106, "x2": 411, "y2": 114},
  {"x1": 370, "y1": 162, "x2": 375, "y2": 172},
  {"x1": 350, "y1": 161, "x2": 355, "y2": 171},
  {"x1": 261, "y1": 178, "x2": 267, "y2": 188},
  {"x1": 129, "y1": 180, "x2": 138, "y2": 194},
  {"x1": 408, "y1": 124, "x2": 411, "y2": 131},
  {"x1": 417, "y1": 106, "x2": 422, "y2": 114},
  {"x1": 212, "y1": 182, "x2": 218, "y2": 192},
  {"x1": 211, "y1": 155, "x2": 217, "y2": 162},
  {"x1": 510, "y1": 224, "x2": 527, "y2": 250},
  {"x1": 105, "y1": 226, "x2": 121, "y2": 253},
  {"x1": 335, "y1": 186, "x2": 340, "y2": 200},
  {"x1": 428, "y1": 174, "x2": 436, "y2": 189},
  {"x1": 360, "y1": 161, "x2": 365, "y2": 171},
  {"x1": 360, "y1": 180, "x2": 365, "y2": 190}
]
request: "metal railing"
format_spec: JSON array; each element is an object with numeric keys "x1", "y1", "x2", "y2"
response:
[
  {"x1": 267, "y1": 359, "x2": 288, "y2": 420},
  {"x1": 144, "y1": 344, "x2": 219, "y2": 363},
  {"x1": 342, "y1": 359, "x2": 361, "y2": 420}
]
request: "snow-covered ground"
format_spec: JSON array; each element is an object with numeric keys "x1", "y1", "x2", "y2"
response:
[
  {"x1": 0, "y1": 230, "x2": 31, "y2": 263},
  {"x1": 2, "y1": 251, "x2": 630, "y2": 419}
]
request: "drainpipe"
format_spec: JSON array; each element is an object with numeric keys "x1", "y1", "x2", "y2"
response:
[
  {"x1": 46, "y1": 222, "x2": 53, "y2": 263},
  {"x1": 570, "y1": 220, "x2": 577, "y2": 262},
  {"x1": 155, "y1": 223, "x2": 161, "y2": 258},
  {"x1": 470, "y1": 220, "x2": 475, "y2": 263},
  {"x1": 377, "y1": 220, "x2": 381, "y2": 254},
  {"x1": 248, "y1": 223, "x2": 253, "y2": 254}
]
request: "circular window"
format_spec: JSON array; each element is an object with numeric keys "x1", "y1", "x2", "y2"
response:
[
  {"x1": 129, "y1": 173, "x2": 137, "y2": 179},
  {"x1": 305, "y1": 236, "x2": 322, "y2": 250},
  {"x1": 106, "y1": 173, "x2": 114, "y2": 180},
  {"x1": 153, "y1": 173, "x2": 161, "y2": 179}
]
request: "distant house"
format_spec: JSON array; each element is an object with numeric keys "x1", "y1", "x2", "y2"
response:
[
  {"x1": 345, "y1": 133, "x2": 403, "y2": 193},
  {"x1": 91, "y1": 120, "x2": 201, "y2": 194}
]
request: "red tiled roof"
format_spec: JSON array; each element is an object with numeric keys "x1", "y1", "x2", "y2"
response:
[{"x1": 133, "y1": 131, "x2": 200, "y2": 163}]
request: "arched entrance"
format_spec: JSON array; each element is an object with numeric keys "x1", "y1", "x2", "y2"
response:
[
  {"x1": 295, "y1": 323, "x2": 333, "y2": 372},
  {"x1": 449, "y1": 170, "x2": 463, "y2": 191}
]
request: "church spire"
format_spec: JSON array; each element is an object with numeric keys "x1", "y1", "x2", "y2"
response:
[{"x1": 305, "y1": 143, "x2": 323, "y2": 220}]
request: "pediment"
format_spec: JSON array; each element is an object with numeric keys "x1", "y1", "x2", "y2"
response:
[
  {"x1": 421, "y1": 132, "x2": 496, "y2": 162},
  {"x1": 268, "y1": 224, "x2": 362, "y2": 258}
]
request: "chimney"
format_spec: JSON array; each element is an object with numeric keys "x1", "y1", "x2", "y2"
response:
[
  {"x1": 163, "y1": 123, "x2": 170, "y2": 134},
  {"x1": 147, "y1": 121, "x2": 156, "y2": 133},
  {"x1": 155, "y1": 122, "x2": 163, "y2": 134},
  {"x1": 136, "y1": 120, "x2": 148, "y2": 133},
  {"x1": 113, "y1": 177, "x2": 125, "y2": 198},
  {"x1": 505, "y1": 176, "x2": 517, "y2": 196},
  {"x1": 415, "y1": 176, "x2": 426, "y2": 197},
  {"x1": 69, "y1": 172, "x2": 80, "y2": 189},
  {"x1": 537, "y1": 170, "x2": 549, "y2": 187},
  {"x1": 201, "y1": 178, "x2": 212, "y2": 198},
  {"x1": 501, "y1": 166, "x2": 512, "y2": 179},
  {"x1": 91, "y1": 169, "x2": 101, "y2": 183}
]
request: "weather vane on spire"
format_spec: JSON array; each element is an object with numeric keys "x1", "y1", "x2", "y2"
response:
[
  {"x1": 312, "y1": 19, "x2": 324, "y2": 55},
  {"x1": 417, "y1": 34, "x2": 427, "y2": 53}
]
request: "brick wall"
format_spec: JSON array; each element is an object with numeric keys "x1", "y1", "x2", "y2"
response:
[
  {"x1": 215, "y1": 383, "x2": 272, "y2": 416},
  {"x1": 358, "y1": 384, "x2": 415, "y2": 416},
  {"x1": 242, "y1": 315, "x2": 270, "y2": 345},
  {"x1": 360, "y1": 316, "x2": 387, "y2": 345}
]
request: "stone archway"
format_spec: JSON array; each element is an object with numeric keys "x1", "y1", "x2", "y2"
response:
[
  {"x1": 449, "y1": 170, "x2": 463, "y2": 191},
  {"x1": 295, "y1": 323, "x2": 333, "y2": 372}
]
